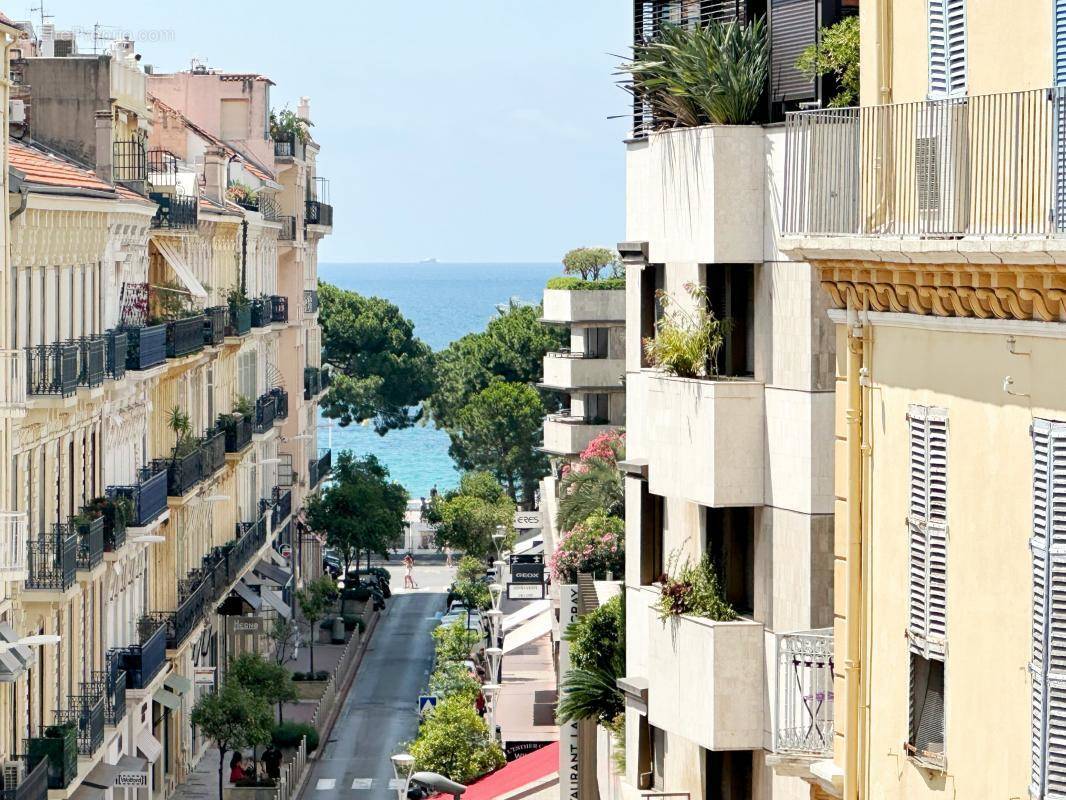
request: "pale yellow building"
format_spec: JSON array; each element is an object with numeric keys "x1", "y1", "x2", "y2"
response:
[{"x1": 780, "y1": 1, "x2": 1066, "y2": 798}]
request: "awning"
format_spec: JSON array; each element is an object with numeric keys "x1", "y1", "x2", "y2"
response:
[
  {"x1": 164, "y1": 673, "x2": 193, "y2": 695},
  {"x1": 502, "y1": 600, "x2": 550, "y2": 632},
  {"x1": 253, "y1": 559, "x2": 292, "y2": 587},
  {"x1": 153, "y1": 687, "x2": 182, "y2": 711},
  {"x1": 83, "y1": 760, "x2": 121, "y2": 789},
  {"x1": 513, "y1": 537, "x2": 544, "y2": 555},
  {"x1": 116, "y1": 754, "x2": 148, "y2": 774},
  {"x1": 427, "y1": 742, "x2": 558, "y2": 800},
  {"x1": 70, "y1": 784, "x2": 106, "y2": 800},
  {"x1": 233, "y1": 579, "x2": 262, "y2": 610},
  {"x1": 502, "y1": 611, "x2": 553, "y2": 654},
  {"x1": 153, "y1": 238, "x2": 208, "y2": 300},
  {"x1": 260, "y1": 588, "x2": 292, "y2": 619},
  {"x1": 137, "y1": 730, "x2": 163, "y2": 763},
  {"x1": 0, "y1": 622, "x2": 34, "y2": 678}
]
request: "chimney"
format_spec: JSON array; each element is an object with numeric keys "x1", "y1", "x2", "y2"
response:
[
  {"x1": 298, "y1": 96, "x2": 310, "y2": 124},
  {"x1": 94, "y1": 111, "x2": 112, "y2": 183},
  {"x1": 203, "y1": 146, "x2": 227, "y2": 205}
]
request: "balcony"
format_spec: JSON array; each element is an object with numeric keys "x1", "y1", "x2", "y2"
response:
[
  {"x1": 304, "y1": 289, "x2": 320, "y2": 314},
  {"x1": 782, "y1": 88, "x2": 1066, "y2": 256},
  {"x1": 105, "y1": 329, "x2": 127, "y2": 381},
  {"x1": 227, "y1": 303, "x2": 252, "y2": 338},
  {"x1": 254, "y1": 393, "x2": 278, "y2": 433},
  {"x1": 202, "y1": 428, "x2": 226, "y2": 477},
  {"x1": 71, "y1": 517, "x2": 104, "y2": 572},
  {"x1": 774, "y1": 629, "x2": 834, "y2": 758},
  {"x1": 542, "y1": 287, "x2": 625, "y2": 325},
  {"x1": 0, "y1": 350, "x2": 27, "y2": 415},
  {"x1": 27, "y1": 724, "x2": 78, "y2": 789},
  {"x1": 124, "y1": 324, "x2": 167, "y2": 371},
  {"x1": 627, "y1": 124, "x2": 765, "y2": 264},
  {"x1": 89, "y1": 669, "x2": 127, "y2": 726},
  {"x1": 204, "y1": 306, "x2": 227, "y2": 347},
  {"x1": 627, "y1": 371, "x2": 764, "y2": 507},
  {"x1": 108, "y1": 463, "x2": 169, "y2": 528},
  {"x1": 273, "y1": 487, "x2": 292, "y2": 524},
  {"x1": 228, "y1": 517, "x2": 268, "y2": 582},
  {"x1": 310, "y1": 450, "x2": 332, "y2": 488},
  {"x1": 0, "y1": 512, "x2": 27, "y2": 578},
  {"x1": 270, "y1": 295, "x2": 289, "y2": 324},
  {"x1": 542, "y1": 351, "x2": 624, "y2": 391},
  {"x1": 53, "y1": 692, "x2": 105, "y2": 755},
  {"x1": 113, "y1": 138, "x2": 147, "y2": 189},
  {"x1": 145, "y1": 576, "x2": 209, "y2": 650},
  {"x1": 113, "y1": 616, "x2": 167, "y2": 689},
  {"x1": 251, "y1": 296, "x2": 275, "y2": 328},
  {"x1": 305, "y1": 199, "x2": 333, "y2": 227},
  {"x1": 150, "y1": 193, "x2": 198, "y2": 229},
  {"x1": 543, "y1": 413, "x2": 617, "y2": 457},
  {"x1": 76, "y1": 335, "x2": 105, "y2": 389},
  {"x1": 25, "y1": 342, "x2": 78, "y2": 398},
  {"x1": 271, "y1": 387, "x2": 289, "y2": 420},
  {"x1": 278, "y1": 216, "x2": 297, "y2": 241},
  {"x1": 304, "y1": 366, "x2": 330, "y2": 400},
  {"x1": 25, "y1": 531, "x2": 77, "y2": 592},
  {"x1": 221, "y1": 413, "x2": 253, "y2": 453},
  {"x1": 639, "y1": 586, "x2": 764, "y2": 751},
  {"x1": 273, "y1": 132, "x2": 305, "y2": 161},
  {"x1": 1, "y1": 756, "x2": 49, "y2": 800},
  {"x1": 166, "y1": 314, "x2": 206, "y2": 359}
]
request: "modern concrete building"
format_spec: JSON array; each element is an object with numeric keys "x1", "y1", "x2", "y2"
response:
[
  {"x1": 779, "y1": 1, "x2": 1066, "y2": 798},
  {"x1": 613, "y1": 3, "x2": 854, "y2": 800}
]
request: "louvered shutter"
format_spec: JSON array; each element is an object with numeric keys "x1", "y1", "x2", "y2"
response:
[
  {"x1": 1054, "y1": 2, "x2": 1066, "y2": 231},
  {"x1": 908, "y1": 406, "x2": 948, "y2": 658},
  {"x1": 1034, "y1": 419, "x2": 1051, "y2": 798},
  {"x1": 909, "y1": 406, "x2": 930, "y2": 519},
  {"x1": 927, "y1": 0, "x2": 948, "y2": 98},
  {"x1": 770, "y1": 0, "x2": 818, "y2": 103},
  {"x1": 928, "y1": 0, "x2": 967, "y2": 98}
]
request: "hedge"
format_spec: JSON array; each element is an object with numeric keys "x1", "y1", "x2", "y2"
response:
[
  {"x1": 546, "y1": 276, "x2": 626, "y2": 291},
  {"x1": 272, "y1": 721, "x2": 320, "y2": 752}
]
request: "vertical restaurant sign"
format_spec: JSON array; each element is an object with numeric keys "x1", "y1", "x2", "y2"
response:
[{"x1": 558, "y1": 584, "x2": 580, "y2": 800}]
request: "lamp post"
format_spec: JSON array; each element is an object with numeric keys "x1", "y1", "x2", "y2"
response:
[
  {"x1": 486, "y1": 646, "x2": 503, "y2": 684},
  {"x1": 481, "y1": 682, "x2": 502, "y2": 742},
  {"x1": 492, "y1": 525, "x2": 507, "y2": 586},
  {"x1": 391, "y1": 753, "x2": 416, "y2": 800},
  {"x1": 0, "y1": 634, "x2": 60, "y2": 652}
]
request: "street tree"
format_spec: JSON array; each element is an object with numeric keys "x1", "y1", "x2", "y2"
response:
[
  {"x1": 318, "y1": 281, "x2": 434, "y2": 434},
  {"x1": 296, "y1": 576, "x2": 337, "y2": 674},
  {"x1": 190, "y1": 683, "x2": 273, "y2": 800},
  {"x1": 268, "y1": 616, "x2": 300, "y2": 666},
  {"x1": 426, "y1": 473, "x2": 515, "y2": 559},
  {"x1": 448, "y1": 382, "x2": 549, "y2": 504},
  {"x1": 228, "y1": 651, "x2": 298, "y2": 723},
  {"x1": 409, "y1": 694, "x2": 505, "y2": 783},
  {"x1": 562, "y1": 247, "x2": 620, "y2": 281},
  {"x1": 305, "y1": 452, "x2": 408, "y2": 578}
]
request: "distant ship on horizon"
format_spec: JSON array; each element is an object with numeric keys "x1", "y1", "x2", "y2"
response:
[{"x1": 418, "y1": 257, "x2": 438, "y2": 264}]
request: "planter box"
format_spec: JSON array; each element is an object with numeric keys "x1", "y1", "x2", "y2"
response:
[
  {"x1": 543, "y1": 288, "x2": 625, "y2": 324},
  {"x1": 626, "y1": 125, "x2": 765, "y2": 264},
  {"x1": 224, "y1": 786, "x2": 277, "y2": 800},
  {"x1": 293, "y1": 680, "x2": 329, "y2": 701}
]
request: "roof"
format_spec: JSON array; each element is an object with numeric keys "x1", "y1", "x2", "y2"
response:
[
  {"x1": 9, "y1": 138, "x2": 153, "y2": 205},
  {"x1": 427, "y1": 742, "x2": 558, "y2": 800}
]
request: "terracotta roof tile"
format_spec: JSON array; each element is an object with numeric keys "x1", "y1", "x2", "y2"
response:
[{"x1": 10, "y1": 139, "x2": 114, "y2": 192}]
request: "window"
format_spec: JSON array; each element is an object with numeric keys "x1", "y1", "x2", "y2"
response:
[
  {"x1": 927, "y1": 0, "x2": 966, "y2": 98},
  {"x1": 906, "y1": 404, "x2": 948, "y2": 766},
  {"x1": 705, "y1": 264, "x2": 754, "y2": 377},
  {"x1": 640, "y1": 485, "x2": 665, "y2": 586},
  {"x1": 1030, "y1": 419, "x2": 1066, "y2": 795},
  {"x1": 585, "y1": 393, "x2": 609, "y2": 424},
  {"x1": 584, "y1": 327, "x2": 608, "y2": 359},
  {"x1": 639, "y1": 264, "x2": 664, "y2": 367},
  {"x1": 705, "y1": 750, "x2": 753, "y2": 800},
  {"x1": 705, "y1": 507, "x2": 755, "y2": 615},
  {"x1": 220, "y1": 99, "x2": 250, "y2": 140}
]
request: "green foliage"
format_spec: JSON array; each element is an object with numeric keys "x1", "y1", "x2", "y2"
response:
[
  {"x1": 227, "y1": 652, "x2": 297, "y2": 709},
  {"x1": 622, "y1": 19, "x2": 769, "y2": 128},
  {"x1": 227, "y1": 286, "x2": 251, "y2": 311},
  {"x1": 428, "y1": 477, "x2": 515, "y2": 559},
  {"x1": 549, "y1": 511, "x2": 624, "y2": 583},
  {"x1": 409, "y1": 694, "x2": 506, "y2": 783},
  {"x1": 267, "y1": 617, "x2": 299, "y2": 665},
  {"x1": 427, "y1": 300, "x2": 567, "y2": 430},
  {"x1": 428, "y1": 660, "x2": 481, "y2": 703},
  {"x1": 433, "y1": 618, "x2": 482, "y2": 663},
  {"x1": 233, "y1": 395, "x2": 253, "y2": 418},
  {"x1": 545, "y1": 276, "x2": 626, "y2": 291},
  {"x1": 297, "y1": 577, "x2": 337, "y2": 627},
  {"x1": 305, "y1": 452, "x2": 408, "y2": 573},
  {"x1": 643, "y1": 283, "x2": 733, "y2": 379},
  {"x1": 270, "y1": 108, "x2": 314, "y2": 144},
  {"x1": 655, "y1": 553, "x2": 737, "y2": 621},
  {"x1": 604, "y1": 713, "x2": 626, "y2": 774},
  {"x1": 271, "y1": 721, "x2": 319, "y2": 752},
  {"x1": 226, "y1": 181, "x2": 258, "y2": 206},
  {"x1": 796, "y1": 16, "x2": 859, "y2": 108},
  {"x1": 558, "y1": 459, "x2": 625, "y2": 533},
  {"x1": 318, "y1": 281, "x2": 434, "y2": 434},
  {"x1": 452, "y1": 578, "x2": 490, "y2": 611},
  {"x1": 150, "y1": 279, "x2": 198, "y2": 323},
  {"x1": 449, "y1": 382, "x2": 549, "y2": 503},
  {"x1": 191, "y1": 682, "x2": 274, "y2": 798},
  {"x1": 566, "y1": 594, "x2": 625, "y2": 674},
  {"x1": 456, "y1": 555, "x2": 484, "y2": 583},
  {"x1": 561, "y1": 247, "x2": 621, "y2": 281},
  {"x1": 557, "y1": 664, "x2": 625, "y2": 725}
]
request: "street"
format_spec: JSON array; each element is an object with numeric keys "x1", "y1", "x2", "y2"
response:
[{"x1": 298, "y1": 565, "x2": 454, "y2": 800}]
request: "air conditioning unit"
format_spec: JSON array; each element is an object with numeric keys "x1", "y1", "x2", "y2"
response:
[
  {"x1": 3, "y1": 760, "x2": 26, "y2": 790},
  {"x1": 916, "y1": 98, "x2": 970, "y2": 236},
  {"x1": 8, "y1": 99, "x2": 25, "y2": 124}
]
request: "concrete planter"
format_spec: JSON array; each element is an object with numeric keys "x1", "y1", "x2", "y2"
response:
[
  {"x1": 293, "y1": 680, "x2": 329, "y2": 700},
  {"x1": 543, "y1": 288, "x2": 625, "y2": 324},
  {"x1": 224, "y1": 786, "x2": 277, "y2": 800}
]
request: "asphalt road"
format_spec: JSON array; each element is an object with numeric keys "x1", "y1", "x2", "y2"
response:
[{"x1": 299, "y1": 565, "x2": 453, "y2": 800}]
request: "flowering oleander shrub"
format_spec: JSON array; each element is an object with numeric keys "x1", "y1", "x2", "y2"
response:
[
  {"x1": 550, "y1": 511, "x2": 624, "y2": 583},
  {"x1": 580, "y1": 430, "x2": 625, "y2": 463}
]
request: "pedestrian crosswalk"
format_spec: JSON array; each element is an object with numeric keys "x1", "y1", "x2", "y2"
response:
[{"x1": 313, "y1": 778, "x2": 397, "y2": 792}]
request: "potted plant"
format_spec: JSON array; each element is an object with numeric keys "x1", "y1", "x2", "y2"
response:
[
  {"x1": 643, "y1": 283, "x2": 733, "y2": 379},
  {"x1": 28, "y1": 723, "x2": 78, "y2": 789}
]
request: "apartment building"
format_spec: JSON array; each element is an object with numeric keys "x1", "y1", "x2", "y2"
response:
[
  {"x1": 0, "y1": 32, "x2": 332, "y2": 800},
  {"x1": 777, "y1": 2, "x2": 1066, "y2": 799},
  {"x1": 615, "y1": 2, "x2": 855, "y2": 799}
]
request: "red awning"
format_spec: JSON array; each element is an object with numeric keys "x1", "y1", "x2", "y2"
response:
[{"x1": 428, "y1": 742, "x2": 558, "y2": 800}]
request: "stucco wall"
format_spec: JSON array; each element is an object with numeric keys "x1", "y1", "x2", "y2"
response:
[{"x1": 21, "y1": 56, "x2": 110, "y2": 166}]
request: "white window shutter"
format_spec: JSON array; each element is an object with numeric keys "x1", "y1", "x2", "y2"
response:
[
  {"x1": 928, "y1": 0, "x2": 967, "y2": 98},
  {"x1": 927, "y1": 412, "x2": 949, "y2": 522},
  {"x1": 1055, "y1": 0, "x2": 1066, "y2": 87},
  {"x1": 909, "y1": 406, "x2": 930, "y2": 519},
  {"x1": 908, "y1": 519, "x2": 929, "y2": 653},
  {"x1": 908, "y1": 405, "x2": 948, "y2": 658},
  {"x1": 927, "y1": 0, "x2": 948, "y2": 98}
]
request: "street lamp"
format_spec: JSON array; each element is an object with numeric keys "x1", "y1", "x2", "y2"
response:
[
  {"x1": 391, "y1": 753, "x2": 416, "y2": 800},
  {"x1": 0, "y1": 634, "x2": 60, "y2": 652},
  {"x1": 482, "y1": 682, "x2": 502, "y2": 742},
  {"x1": 489, "y1": 582, "x2": 504, "y2": 610},
  {"x1": 485, "y1": 609, "x2": 503, "y2": 650},
  {"x1": 486, "y1": 646, "x2": 503, "y2": 683}
]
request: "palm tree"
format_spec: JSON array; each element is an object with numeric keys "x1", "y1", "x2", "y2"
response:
[{"x1": 557, "y1": 458, "x2": 624, "y2": 533}]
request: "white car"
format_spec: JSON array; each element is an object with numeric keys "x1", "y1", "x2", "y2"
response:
[{"x1": 439, "y1": 610, "x2": 483, "y2": 630}]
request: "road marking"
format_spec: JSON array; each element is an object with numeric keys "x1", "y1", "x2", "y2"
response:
[
  {"x1": 350, "y1": 779, "x2": 373, "y2": 790},
  {"x1": 387, "y1": 779, "x2": 405, "y2": 790},
  {"x1": 315, "y1": 779, "x2": 336, "y2": 791}
]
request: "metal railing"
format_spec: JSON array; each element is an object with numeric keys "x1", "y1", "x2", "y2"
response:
[
  {"x1": 150, "y1": 193, "x2": 198, "y2": 229},
  {"x1": 26, "y1": 531, "x2": 77, "y2": 591},
  {"x1": 774, "y1": 628, "x2": 834, "y2": 756},
  {"x1": 305, "y1": 199, "x2": 333, "y2": 227},
  {"x1": 166, "y1": 314, "x2": 206, "y2": 358},
  {"x1": 783, "y1": 87, "x2": 1066, "y2": 238},
  {"x1": 71, "y1": 517, "x2": 104, "y2": 571},
  {"x1": 251, "y1": 296, "x2": 275, "y2": 328},
  {"x1": 147, "y1": 148, "x2": 179, "y2": 188},
  {"x1": 273, "y1": 132, "x2": 305, "y2": 160},
  {"x1": 271, "y1": 295, "x2": 289, "y2": 323},
  {"x1": 222, "y1": 414, "x2": 253, "y2": 452},
  {"x1": 304, "y1": 289, "x2": 320, "y2": 314},
  {"x1": 145, "y1": 578, "x2": 208, "y2": 650},
  {"x1": 76, "y1": 336, "x2": 105, "y2": 388},
  {"x1": 0, "y1": 512, "x2": 27, "y2": 576},
  {"x1": 273, "y1": 486, "x2": 292, "y2": 523},
  {"x1": 1, "y1": 756, "x2": 49, "y2": 800},
  {"x1": 113, "y1": 138, "x2": 147, "y2": 184},
  {"x1": 102, "y1": 503, "x2": 126, "y2": 553},
  {"x1": 117, "y1": 617, "x2": 167, "y2": 688},
  {"x1": 89, "y1": 669, "x2": 126, "y2": 726},
  {"x1": 309, "y1": 449, "x2": 332, "y2": 489},
  {"x1": 254, "y1": 393, "x2": 277, "y2": 433},
  {"x1": 228, "y1": 517, "x2": 268, "y2": 581},
  {"x1": 54, "y1": 692, "x2": 104, "y2": 756},
  {"x1": 204, "y1": 306, "x2": 227, "y2": 346},
  {"x1": 203, "y1": 428, "x2": 226, "y2": 476},
  {"x1": 304, "y1": 367, "x2": 322, "y2": 400},
  {"x1": 108, "y1": 463, "x2": 168, "y2": 528},
  {"x1": 157, "y1": 445, "x2": 203, "y2": 497},
  {"x1": 278, "y1": 216, "x2": 297, "y2": 241},
  {"x1": 227, "y1": 303, "x2": 252, "y2": 337},
  {"x1": 124, "y1": 324, "x2": 167, "y2": 371},
  {"x1": 547, "y1": 349, "x2": 609, "y2": 360},
  {"x1": 26, "y1": 342, "x2": 78, "y2": 397},
  {"x1": 270, "y1": 387, "x2": 289, "y2": 420},
  {"x1": 105, "y1": 329, "x2": 127, "y2": 381}
]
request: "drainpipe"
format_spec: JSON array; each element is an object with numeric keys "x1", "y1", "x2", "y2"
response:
[{"x1": 843, "y1": 305, "x2": 865, "y2": 800}]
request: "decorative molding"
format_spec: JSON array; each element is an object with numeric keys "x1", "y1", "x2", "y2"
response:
[{"x1": 816, "y1": 261, "x2": 1066, "y2": 322}]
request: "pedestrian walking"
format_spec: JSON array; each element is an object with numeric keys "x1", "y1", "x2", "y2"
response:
[
  {"x1": 403, "y1": 553, "x2": 416, "y2": 589},
  {"x1": 444, "y1": 546, "x2": 453, "y2": 567},
  {"x1": 263, "y1": 745, "x2": 282, "y2": 781}
]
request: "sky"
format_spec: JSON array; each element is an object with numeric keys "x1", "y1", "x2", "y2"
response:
[{"x1": 19, "y1": 0, "x2": 631, "y2": 263}]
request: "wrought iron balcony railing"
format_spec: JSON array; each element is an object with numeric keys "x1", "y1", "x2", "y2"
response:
[
  {"x1": 113, "y1": 138, "x2": 147, "y2": 184},
  {"x1": 76, "y1": 336, "x2": 105, "y2": 389},
  {"x1": 251, "y1": 296, "x2": 275, "y2": 328},
  {"x1": 89, "y1": 669, "x2": 126, "y2": 726},
  {"x1": 117, "y1": 616, "x2": 167, "y2": 688},
  {"x1": 254, "y1": 393, "x2": 277, "y2": 433},
  {"x1": 165, "y1": 314, "x2": 206, "y2": 358},
  {"x1": 1, "y1": 755, "x2": 49, "y2": 800},
  {"x1": 53, "y1": 692, "x2": 104, "y2": 756},
  {"x1": 26, "y1": 531, "x2": 77, "y2": 591},
  {"x1": 270, "y1": 295, "x2": 289, "y2": 323},
  {"x1": 144, "y1": 577, "x2": 209, "y2": 650},
  {"x1": 124, "y1": 324, "x2": 167, "y2": 371},
  {"x1": 309, "y1": 449, "x2": 332, "y2": 489},
  {"x1": 26, "y1": 342, "x2": 78, "y2": 397},
  {"x1": 71, "y1": 517, "x2": 104, "y2": 571},
  {"x1": 774, "y1": 629, "x2": 834, "y2": 757},
  {"x1": 221, "y1": 414, "x2": 253, "y2": 453},
  {"x1": 227, "y1": 303, "x2": 252, "y2": 337},
  {"x1": 273, "y1": 132, "x2": 305, "y2": 160},
  {"x1": 105, "y1": 329, "x2": 127, "y2": 381},
  {"x1": 150, "y1": 193, "x2": 198, "y2": 229},
  {"x1": 304, "y1": 367, "x2": 330, "y2": 400},
  {"x1": 273, "y1": 486, "x2": 292, "y2": 523},
  {"x1": 107, "y1": 462, "x2": 168, "y2": 528},
  {"x1": 305, "y1": 199, "x2": 333, "y2": 227},
  {"x1": 202, "y1": 427, "x2": 226, "y2": 477},
  {"x1": 228, "y1": 517, "x2": 268, "y2": 582},
  {"x1": 270, "y1": 387, "x2": 288, "y2": 420},
  {"x1": 304, "y1": 289, "x2": 320, "y2": 314},
  {"x1": 278, "y1": 216, "x2": 297, "y2": 241},
  {"x1": 156, "y1": 445, "x2": 203, "y2": 497},
  {"x1": 204, "y1": 306, "x2": 227, "y2": 346}
]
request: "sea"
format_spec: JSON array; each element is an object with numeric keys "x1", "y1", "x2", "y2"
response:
[{"x1": 315, "y1": 262, "x2": 559, "y2": 499}]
